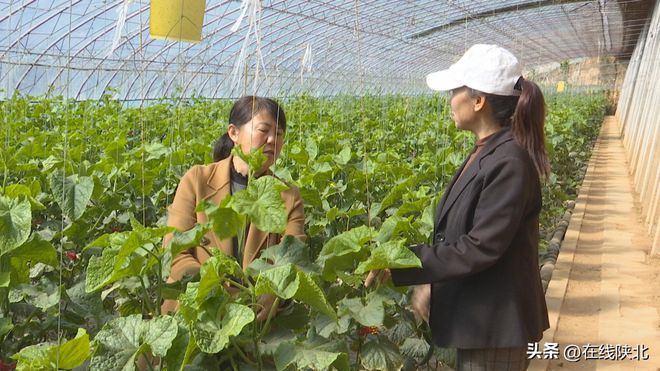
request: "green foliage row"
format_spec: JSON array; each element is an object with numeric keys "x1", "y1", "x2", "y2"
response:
[{"x1": 0, "y1": 91, "x2": 606, "y2": 369}]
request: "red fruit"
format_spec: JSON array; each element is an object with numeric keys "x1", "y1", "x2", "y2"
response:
[
  {"x1": 0, "y1": 361, "x2": 17, "y2": 370},
  {"x1": 111, "y1": 226, "x2": 122, "y2": 232},
  {"x1": 357, "y1": 326, "x2": 379, "y2": 337},
  {"x1": 65, "y1": 251, "x2": 79, "y2": 261}
]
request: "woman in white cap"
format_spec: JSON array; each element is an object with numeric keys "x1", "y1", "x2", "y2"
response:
[{"x1": 367, "y1": 44, "x2": 550, "y2": 370}]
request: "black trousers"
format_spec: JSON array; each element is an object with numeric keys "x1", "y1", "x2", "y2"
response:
[{"x1": 455, "y1": 347, "x2": 530, "y2": 371}]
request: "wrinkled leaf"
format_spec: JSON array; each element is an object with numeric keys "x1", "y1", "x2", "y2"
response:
[
  {"x1": 355, "y1": 240, "x2": 421, "y2": 274},
  {"x1": 247, "y1": 235, "x2": 314, "y2": 276},
  {"x1": 9, "y1": 280, "x2": 60, "y2": 310},
  {"x1": 192, "y1": 303, "x2": 254, "y2": 354},
  {"x1": 400, "y1": 337, "x2": 430, "y2": 362},
  {"x1": 254, "y1": 264, "x2": 299, "y2": 299},
  {"x1": 231, "y1": 176, "x2": 288, "y2": 233},
  {"x1": 361, "y1": 338, "x2": 404, "y2": 371},
  {"x1": 85, "y1": 248, "x2": 143, "y2": 293},
  {"x1": 90, "y1": 315, "x2": 178, "y2": 370},
  {"x1": 274, "y1": 342, "x2": 343, "y2": 371}
]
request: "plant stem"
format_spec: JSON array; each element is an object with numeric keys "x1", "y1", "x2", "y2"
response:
[
  {"x1": 355, "y1": 337, "x2": 363, "y2": 371},
  {"x1": 139, "y1": 275, "x2": 155, "y2": 316},
  {"x1": 139, "y1": 245, "x2": 164, "y2": 316},
  {"x1": 251, "y1": 292, "x2": 263, "y2": 370},
  {"x1": 226, "y1": 278, "x2": 250, "y2": 292},
  {"x1": 258, "y1": 297, "x2": 279, "y2": 339},
  {"x1": 230, "y1": 338, "x2": 257, "y2": 367}
]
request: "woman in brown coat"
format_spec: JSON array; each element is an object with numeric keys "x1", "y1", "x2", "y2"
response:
[{"x1": 161, "y1": 96, "x2": 305, "y2": 320}]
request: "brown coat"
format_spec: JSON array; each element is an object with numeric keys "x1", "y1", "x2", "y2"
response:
[{"x1": 161, "y1": 156, "x2": 305, "y2": 313}]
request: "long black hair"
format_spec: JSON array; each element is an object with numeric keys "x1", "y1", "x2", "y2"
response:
[{"x1": 213, "y1": 96, "x2": 287, "y2": 162}]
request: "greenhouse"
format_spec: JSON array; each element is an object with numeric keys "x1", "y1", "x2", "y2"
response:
[{"x1": 0, "y1": 0, "x2": 659, "y2": 369}]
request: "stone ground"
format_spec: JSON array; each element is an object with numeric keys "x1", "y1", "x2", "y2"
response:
[{"x1": 530, "y1": 116, "x2": 660, "y2": 371}]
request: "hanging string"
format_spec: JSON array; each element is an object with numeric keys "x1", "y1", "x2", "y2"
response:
[
  {"x1": 56, "y1": 0, "x2": 74, "y2": 366},
  {"x1": 138, "y1": 0, "x2": 146, "y2": 226},
  {"x1": 354, "y1": 0, "x2": 371, "y2": 228}
]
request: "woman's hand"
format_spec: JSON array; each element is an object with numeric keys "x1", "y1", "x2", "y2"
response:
[
  {"x1": 364, "y1": 269, "x2": 391, "y2": 288},
  {"x1": 411, "y1": 284, "x2": 430, "y2": 323},
  {"x1": 255, "y1": 293, "x2": 278, "y2": 322}
]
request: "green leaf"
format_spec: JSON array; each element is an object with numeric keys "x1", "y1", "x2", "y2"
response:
[
  {"x1": 12, "y1": 328, "x2": 90, "y2": 370},
  {"x1": 9, "y1": 280, "x2": 60, "y2": 310},
  {"x1": 163, "y1": 316, "x2": 192, "y2": 371},
  {"x1": 376, "y1": 215, "x2": 410, "y2": 243},
  {"x1": 399, "y1": 337, "x2": 430, "y2": 362},
  {"x1": 196, "y1": 253, "x2": 240, "y2": 304},
  {"x1": 85, "y1": 249, "x2": 117, "y2": 293},
  {"x1": 319, "y1": 226, "x2": 375, "y2": 259},
  {"x1": 230, "y1": 176, "x2": 288, "y2": 233},
  {"x1": 0, "y1": 272, "x2": 9, "y2": 288},
  {"x1": 355, "y1": 240, "x2": 421, "y2": 274},
  {"x1": 57, "y1": 328, "x2": 91, "y2": 369},
  {"x1": 361, "y1": 338, "x2": 404, "y2": 371},
  {"x1": 90, "y1": 315, "x2": 178, "y2": 370},
  {"x1": 378, "y1": 175, "x2": 421, "y2": 215},
  {"x1": 338, "y1": 297, "x2": 384, "y2": 327},
  {"x1": 85, "y1": 224, "x2": 169, "y2": 292},
  {"x1": 254, "y1": 264, "x2": 299, "y2": 299},
  {"x1": 192, "y1": 303, "x2": 254, "y2": 354},
  {"x1": 335, "y1": 146, "x2": 351, "y2": 165},
  {"x1": 0, "y1": 317, "x2": 13, "y2": 338},
  {"x1": 0, "y1": 195, "x2": 31, "y2": 257},
  {"x1": 3, "y1": 184, "x2": 45, "y2": 210},
  {"x1": 85, "y1": 247, "x2": 143, "y2": 293},
  {"x1": 247, "y1": 235, "x2": 314, "y2": 276},
  {"x1": 208, "y1": 206, "x2": 243, "y2": 240},
  {"x1": 232, "y1": 145, "x2": 268, "y2": 175},
  {"x1": 317, "y1": 226, "x2": 375, "y2": 279},
  {"x1": 49, "y1": 170, "x2": 94, "y2": 221},
  {"x1": 274, "y1": 342, "x2": 343, "y2": 371},
  {"x1": 144, "y1": 142, "x2": 171, "y2": 161},
  {"x1": 169, "y1": 224, "x2": 209, "y2": 257},
  {"x1": 12, "y1": 343, "x2": 51, "y2": 371},
  {"x1": 293, "y1": 271, "x2": 336, "y2": 319}
]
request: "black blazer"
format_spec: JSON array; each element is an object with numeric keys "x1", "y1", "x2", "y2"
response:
[{"x1": 391, "y1": 128, "x2": 549, "y2": 349}]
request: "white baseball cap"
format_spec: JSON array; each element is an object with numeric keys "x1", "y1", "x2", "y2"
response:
[{"x1": 426, "y1": 44, "x2": 522, "y2": 96}]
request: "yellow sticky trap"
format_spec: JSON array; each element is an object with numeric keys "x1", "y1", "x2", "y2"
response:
[
  {"x1": 150, "y1": 0, "x2": 206, "y2": 43},
  {"x1": 556, "y1": 81, "x2": 566, "y2": 93}
]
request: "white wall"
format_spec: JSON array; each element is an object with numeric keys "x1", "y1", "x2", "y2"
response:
[{"x1": 615, "y1": 2, "x2": 660, "y2": 254}]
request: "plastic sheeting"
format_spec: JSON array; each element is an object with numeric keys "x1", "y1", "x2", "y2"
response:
[{"x1": 0, "y1": 0, "x2": 649, "y2": 100}]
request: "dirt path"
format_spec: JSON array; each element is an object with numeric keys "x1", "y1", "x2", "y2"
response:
[{"x1": 531, "y1": 117, "x2": 660, "y2": 371}]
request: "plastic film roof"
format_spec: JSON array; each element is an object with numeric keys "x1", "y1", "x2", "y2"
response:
[{"x1": 0, "y1": 0, "x2": 653, "y2": 100}]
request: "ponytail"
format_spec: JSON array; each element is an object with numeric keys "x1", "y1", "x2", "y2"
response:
[
  {"x1": 511, "y1": 79, "x2": 550, "y2": 178},
  {"x1": 213, "y1": 132, "x2": 234, "y2": 162},
  {"x1": 469, "y1": 78, "x2": 551, "y2": 178}
]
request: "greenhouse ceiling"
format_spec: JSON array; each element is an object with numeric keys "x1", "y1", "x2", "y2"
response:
[{"x1": 0, "y1": 0, "x2": 654, "y2": 100}]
